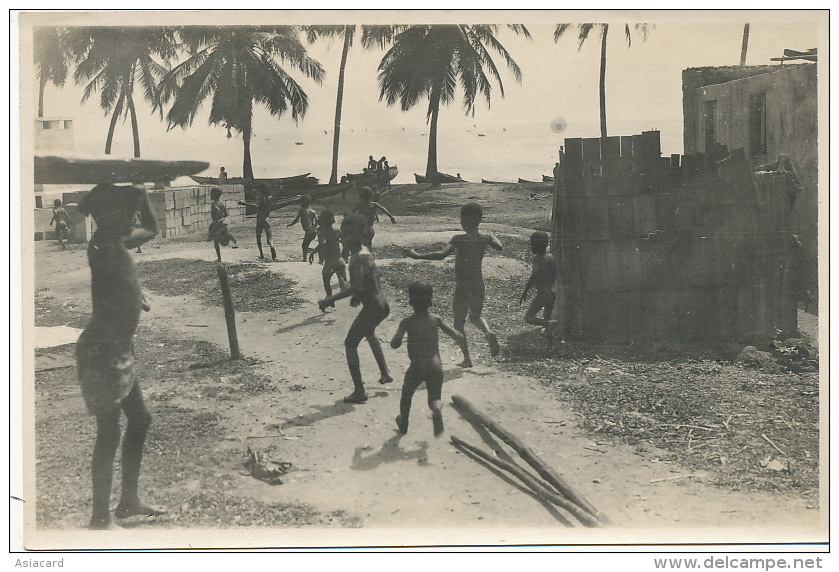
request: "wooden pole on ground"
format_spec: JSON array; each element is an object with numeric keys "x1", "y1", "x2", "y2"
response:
[
  {"x1": 450, "y1": 435, "x2": 599, "y2": 527},
  {"x1": 452, "y1": 394, "x2": 610, "y2": 524},
  {"x1": 216, "y1": 262, "x2": 242, "y2": 360}
]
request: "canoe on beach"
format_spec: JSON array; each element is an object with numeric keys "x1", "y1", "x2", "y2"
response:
[
  {"x1": 189, "y1": 173, "x2": 317, "y2": 186},
  {"x1": 241, "y1": 181, "x2": 356, "y2": 215},
  {"x1": 481, "y1": 179, "x2": 514, "y2": 184},
  {"x1": 346, "y1": 165, "x2": 398, "y2": 185},
  {"x1": 414, "y1": 172, "x2": 467, "y2": 184}
]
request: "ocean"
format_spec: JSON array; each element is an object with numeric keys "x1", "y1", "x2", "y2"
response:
[{"x1": 69, "y1": 109, "x2": 683, "y2": 187}]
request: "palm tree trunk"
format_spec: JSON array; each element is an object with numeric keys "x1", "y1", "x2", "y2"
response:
[
  {"x1": 127, "y1": 91, "x2": 141, "y2": 158},
  {"x1": 740, "y1": 23, "x2": 750, "y2": 66},
  {"x1": 104, "y1": 91, "x2": 126, "y2": 155},
  {"x1": 38, "y1": 76, "x2": 46, "y2": 118},
  {"x1": 330, "y1": 27, "x2": 352, "y2": 185},
  {"x1": 425, "y1": 87, "x2": 441, "y2": 187},
  {"x1": 599, "y1": 24, "x2": 608, "y2": 139},
  {"x1": 242, "y1": 119, "x2": 254, "y2": 181}
]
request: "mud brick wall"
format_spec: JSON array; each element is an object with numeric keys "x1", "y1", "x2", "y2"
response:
[
  {"x1": 147, "y1": 184, "x2": 246, "y2": 238},
  {"x1": 552, "y1": 131, "x2": 798, "y2": 343}
]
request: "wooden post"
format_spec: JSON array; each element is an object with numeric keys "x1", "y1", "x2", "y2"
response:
[
  {"x1": 452, "y1": 394, "x2": 610, "y2": 524},
  {"x1": 552, "y1": 151, "x2": 569, "y2": 340},
  {"x1": 216, "y1": 262, "x2": 242, "y2": 360},
  {"x1": 450, "y1": 435, "x2": 599, "y2": 527}
]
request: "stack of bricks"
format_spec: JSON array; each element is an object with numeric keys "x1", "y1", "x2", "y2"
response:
[{"x1": 147, "y1": 184, "x2": 246, "y2": 238}]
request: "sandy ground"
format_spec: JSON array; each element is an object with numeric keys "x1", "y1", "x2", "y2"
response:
[{"x1": 28, "y1": 184, "x2": 825, "y2": 546}]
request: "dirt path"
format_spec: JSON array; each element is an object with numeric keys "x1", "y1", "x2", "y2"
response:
[{"x1": 32, "y1": 207, "x2": 822, "y2": 541}]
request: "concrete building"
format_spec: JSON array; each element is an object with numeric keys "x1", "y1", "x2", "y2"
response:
[
  {"x1": 682, "y1": 64, "x2": 817, "y2": 240},
  {"x1": 682, "y1": 63, "x2": 818, "y2": 307}
]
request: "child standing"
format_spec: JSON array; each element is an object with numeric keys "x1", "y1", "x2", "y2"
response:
[
  {"x1": 352, "y1": 186, "x2": 395, "y2": 250},
  {"x1": 318, "y1": 213, "x2": 393, "y2": 403},
  {"x1": 76, "y1": 184, "x2": 164, "y2": 529},
  {"x1": 287, "y1": 194, "x2": 318, "y2": 262},
  {"x1": 50, "y1": 199, "x2": 70, "y2": 249},
  {"x1": 405, "y1": 202, "x2": 502, "y2": 366},
  {"x1": 390, "y1": 281, "x2": 466, "y2": 437},
  {"x1": 207, "y1": 187, "x2": 237, "y2": 261},
  {"x1": 308, "y1": 208, "x2": 347, "y2": 301},
  {"x1": 518, "y1": 231, "x2": 558, "y2": 345}
]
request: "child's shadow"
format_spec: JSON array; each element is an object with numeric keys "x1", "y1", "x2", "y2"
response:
[
  {"x1": 281, "y1": 393, "x2": 389, "y2": 430},
  {"x1": 275, "y1": 313, "x2": 335, "y2": 335},
  {"x1": 351, "y1": 434, "x2": 429, "y2": 471}
]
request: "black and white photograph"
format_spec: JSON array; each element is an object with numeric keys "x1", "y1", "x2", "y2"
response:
[{"x1": 13, "y1": 9, "x2": 828, "y2": 553}]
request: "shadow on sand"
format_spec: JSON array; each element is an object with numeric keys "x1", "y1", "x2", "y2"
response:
[
  {"x1": 280, "y1": 392, "x2": 389, "y2": 431},
  {"x1": 274, "y1": 313, "x2": 335, "y2": 335},
  {"x1": 351, "y1": 433, "x2": 430, "y2": 471}
]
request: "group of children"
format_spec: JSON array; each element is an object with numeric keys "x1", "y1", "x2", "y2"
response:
[
  {"x1": 72, "y1": 180, "x2": 558, "y2": 529},
  {"x1": 211, "y1": 183, "x2": 560, "y2": 437},
  {"x1": 315, "y1": 200, "x2": 559, "y2": 439}
]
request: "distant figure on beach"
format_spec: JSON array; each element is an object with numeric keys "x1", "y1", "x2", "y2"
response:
[
  {"x1": 519, "y1": 231, "x2": 558, "y2": 346},
  {"x1": 308, "y1": 208, "x2": 347, "y2": 299},
  {"x1": 207, "y1": 187, "x2": 238, "y2": 261},
  {"x1": 238, "y1": 184, "x2": 277, "y2": 261},
  {"x1": 405, "y1": 202, "x2": 503, "y2": 365},
  {"x1": 318, "y1": 213, "x2": 393, "y2": 403},
  {"x1": 377, "y1": 156, "x2": 391, "y2": 188},
  {"x1": 50, "y1": 198, "x2": 70, "y2": 250},
  {"x1": 76, "y1": 184, "x2": 165, "y2": 529},
  {"x1": 367, "y1": 155, "x2": 378, "y2": 173},
  {"x1": 390, "y1": 281, "x2": 467, "y2": 437},
  {"x1": 352, "y1": 186, "x2": 395, "y2": 250},
  {"x1": 287, "y1": 194, "x2": 318, "y2": 262},
  {"x1": 218, "y1": 166, "x2": 228, "y2": 185}
]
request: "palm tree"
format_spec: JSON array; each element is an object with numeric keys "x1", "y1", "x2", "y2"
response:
[
  {"x1": 71, "y1": 27, "x2": 178, "y2": 157},
  {"x1": 554, "y1": 23, "x2": 651, "y2": 138},
  {"x1": 33, "y1": 27, "x2": 69, "y2": 118},
  {"x1": 160, "y1": 26, "x2": 324, "y2": 181},
  {"x1": 377, "y1": 25, "x2": 530, "y2": 186},
  {"x1": 305, "y1": 25, "x2": 397, "y2": 184}
]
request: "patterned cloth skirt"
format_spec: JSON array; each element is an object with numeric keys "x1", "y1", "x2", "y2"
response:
[{"x1": 75, "y1": 329, "x2": 135, "y2": 415}]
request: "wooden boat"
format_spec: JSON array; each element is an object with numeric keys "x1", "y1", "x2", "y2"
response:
[
  {"x1": 414, "y1": 172, "x2": 466, "y2": 184},
  {"x1": 189, "y1": 173, "x2": 315, "y2": 186},
  {"x1": 346, "y1": 165, "x2": 398, "y2": 185},
  {"x1": 35, "y1": 154, "x2": 209, "y2": 185},
  {"x1": 542, "y1": 175, "x2": 555, "y2": 183},
  {"x1": 518, "y1": 178, "x2": 535, "y2": 184},
  {"x1": 241, "y1": 181, "x2": 355, "y2": 214},
  {"x1": 481, "y1": 179, "x2": 513, "y2": 184}
]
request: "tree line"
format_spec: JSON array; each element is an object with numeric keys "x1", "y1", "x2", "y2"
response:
[{"x1": 34, "y1": 24, "x2": 649, "y2": 185}]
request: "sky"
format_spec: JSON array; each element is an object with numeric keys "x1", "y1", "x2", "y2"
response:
[{"x1": 22, "y1": 10, "x2": 823, "y2": 181}]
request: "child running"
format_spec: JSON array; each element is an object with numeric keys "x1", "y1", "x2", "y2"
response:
[
  {"x1": 76, "y1": 184, "x2": 164, "y2": 529},
  {"x1": 308, "y1": 208, "x2": 347, "y2": 300},
  {"x1": 518, "y1": 231, "x2": 558, "y2": 345},
  {"x1": 352, "y1": 186, "x2": 395, "y2": 250},
  {"x1": 318, "y1": 213, "x2": 393, "y2": 403},
  {"x1": 207, "y1": 187, "x2": 238, "y2": 261},
  {"x1": 238, "y1": 184, "x2": 277, "y2": 261},
  {"x1": 405, "y1": 202, "x2": 502, "y2": 365},
  {"x1": 50, "y1": 199, "x2": 70, "y2": 249},
  {"x1": 390, "y1": 281, "x2": 466, "y2": 437},
  {"x1": 287, "y1": 194, "x2": 318, "y2": 262}
]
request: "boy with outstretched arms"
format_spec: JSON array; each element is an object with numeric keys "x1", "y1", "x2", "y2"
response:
[{"x1": 405, "y1": 202, "x2": 502, "y2": 365}]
